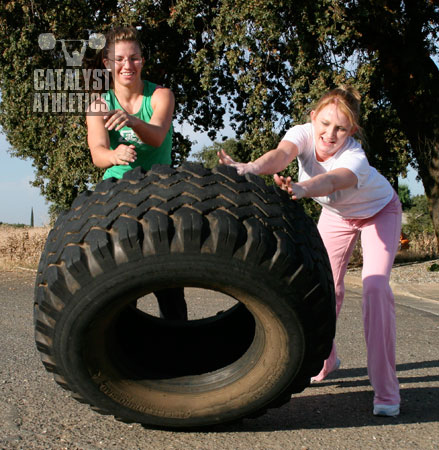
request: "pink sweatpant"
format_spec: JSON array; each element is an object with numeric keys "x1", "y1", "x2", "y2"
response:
[{"x1": 316, "y1": 193, "x2": 402, "y2": 405}]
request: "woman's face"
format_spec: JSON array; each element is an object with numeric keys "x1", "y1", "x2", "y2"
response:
[
  {"x1": 311, "y1": 103, "x2": 356, "y2": 162},
  {"x1": 104, "y1": 41, "x2": 144, "y2": 86}
]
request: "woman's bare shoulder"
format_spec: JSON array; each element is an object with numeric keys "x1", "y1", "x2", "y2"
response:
[{"x1": 86, "y1": 96, "x2": 109, "y2": 115}]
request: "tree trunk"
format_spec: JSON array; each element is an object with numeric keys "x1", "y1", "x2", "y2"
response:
[
  {"x1": 378, "y1": 52, "x2": 439, "y2": 251},
  {"x1": 356, "y1": 2, "x2": 439, "y2": 251}
]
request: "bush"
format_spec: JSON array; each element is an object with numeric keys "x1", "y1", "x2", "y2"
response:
[{"x1": 403, "y1": 195, "x2": 434, "y2": 235}]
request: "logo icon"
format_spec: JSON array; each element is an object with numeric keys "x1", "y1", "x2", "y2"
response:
[{"x1": 38, "y1": 33, "x2": 106, "y2": 66}]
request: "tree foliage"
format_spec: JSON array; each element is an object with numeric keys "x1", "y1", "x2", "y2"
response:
[
  {"x1": 0, "y1": 1, "x2": 110, "y2": 216},
  {"x1": 0, "y1": 0, "x2": 198, "y2": 216},
  {"x1": 168, "y1": 0, "x2": 438, "y2": 246},
  {"x1": 398, "y1": 184, "x2": 412, "y2": 211},
  {"x1": 194, "y1": 139, "x2": 248, "y2": 169},
  {"x1": 0, "y1": 1, "x2": 438, "y2": 248},
  {"x1": 403, "y1": 194, "x2": 434, "y2": 236}
]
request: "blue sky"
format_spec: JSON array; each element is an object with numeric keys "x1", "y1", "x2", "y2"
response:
[
  {"x1": 1, "y1": 132, "x2": 50, "y2": 226},
  {"x1": 0, "y1": 126, "x2": 425, "y2": 227}
]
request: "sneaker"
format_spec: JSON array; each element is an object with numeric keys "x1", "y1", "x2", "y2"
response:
[
  {"x1": 373, "y1": 404, "x2": 400, "y2": 417},
  {"x1": 311, "y1": 358, "x2": 341, "y2": 383}
]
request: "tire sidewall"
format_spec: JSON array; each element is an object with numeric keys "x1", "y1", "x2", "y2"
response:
[{"x1": 53, "y1": 253, "x2": 306, "y2": 427}]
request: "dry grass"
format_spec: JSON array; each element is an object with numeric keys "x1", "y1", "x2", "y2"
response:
[
  {"x1": 0, "y1": 225, "x2": 50, "y2": 270},
  {"x1": 349, "y1": 232, "x2": 438, "y2": 268},
  {"x1": 401, "y1": 232, "x2": 438, "y2": 260},
  {"x1": 0, "y1": 224, "x2": 437, "y2": 271}
]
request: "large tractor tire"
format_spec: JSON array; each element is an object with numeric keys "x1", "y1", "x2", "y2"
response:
[{"x1": 34, "y1": 163, "x2": 335, "y2": 429}]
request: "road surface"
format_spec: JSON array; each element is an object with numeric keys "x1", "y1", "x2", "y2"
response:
[{"x1": 1, "y1": 270, "x2": 438, "y2": 449}]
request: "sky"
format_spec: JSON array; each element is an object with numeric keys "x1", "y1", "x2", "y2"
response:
[
  {"x1": 0, "y1": 132, "x2": 50, "y2": 227},
  {"x1": 0, "y1": 126, "x2": 425, "y2": 227}
]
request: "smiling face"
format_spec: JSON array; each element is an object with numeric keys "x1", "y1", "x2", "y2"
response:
[
  {"x1": 104, "y1": 40, "x2": 144, "y2": 87},
  {"x1": 311, "y1": 103, "x2": 356, "y2": 162}
]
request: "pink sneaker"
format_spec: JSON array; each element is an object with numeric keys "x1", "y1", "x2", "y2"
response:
[{"x1": 311, "y1": 358, "x2": 341, "y2": 383}]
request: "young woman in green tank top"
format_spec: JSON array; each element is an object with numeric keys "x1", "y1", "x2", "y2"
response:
[
  {"x1": 101, "y1": 80, "x2": 173, "y2": 179},
  {"x1": 86, "y1": 27, "x2": 187, "y2": 321},
  {"x1": 86, "y1": 27, "x2": 174, "y2": 180}
]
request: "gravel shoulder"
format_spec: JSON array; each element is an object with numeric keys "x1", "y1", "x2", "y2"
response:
[
  {"x1": 347, "y1": 258, "x2": 439, "y2": 284},
  {"x1": 346, "y1": 259, "x2": 439, "y2": 305}
]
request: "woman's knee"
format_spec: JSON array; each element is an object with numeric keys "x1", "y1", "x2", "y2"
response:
[{"x1": 362, "y1": 275, "x2": 390, "y2": 298}]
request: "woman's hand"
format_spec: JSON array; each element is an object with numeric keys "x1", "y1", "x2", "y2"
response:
[
  {"x1": 104, "y1": 109, "x2": 138, "y2": 131},
  {"x1": 110, "y1": 144, "x2": 137, "y2": 166},
  {"x1": 273, "y1": 174, "x2": 291, "y2": 192},
  {"x1": 273, "y1": 174, "x2": 307, "y2": 200},
  {"x1": 217, "y1": 149, "x2": 259, "y2": 175}
]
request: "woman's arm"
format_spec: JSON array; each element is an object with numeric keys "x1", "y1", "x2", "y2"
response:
[
  {"x1": 274, "y1": 168, "x2": 358, "y2": 200},
  {"x1": 103, "y1": 87, "x2": 175, "y2": 148},
  {"x1": 86, "y1": 98, "x2": 137, "y2": 168},
  {"x1": 218, "y1": 140, "x2": 299, "y2": 175}
]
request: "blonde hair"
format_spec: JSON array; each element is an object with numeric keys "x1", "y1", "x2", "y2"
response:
[{"x1": 314, "y1": 85, "x2": 363, "y2": 139}]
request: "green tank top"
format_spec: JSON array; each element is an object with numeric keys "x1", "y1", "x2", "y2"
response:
[{"x1": 102, "y1": 80, "x2": 173, "y2": 180}]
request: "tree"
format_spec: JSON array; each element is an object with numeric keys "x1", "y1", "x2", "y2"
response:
[
  {"x1": 0, "y1": 0, "x2": 204, "y2": 217},
  {"x1": 165, "y1": 0, "x2": 438, "y2": 247},
  {"x1": 30, "y1": 207, "x2": 34, "y2": 227},
  {"x1": 1, "y1": 1, "x2": 438, "y2": 250},
  {"x1": 0, "y1": 1, "x2": 114, "y2": 217},
  {"x1": 404, "y1": 194, "x2": 434, "y2": 235},
  {"x1": 338, "y1": 0, "x2": 439, "y2": 248},
  {"x1": 398, "y1": 184, "x2": 412, "y2": 210},
  {"x1": 194, "y1": 138, "x2": 245, "y2": 169}
]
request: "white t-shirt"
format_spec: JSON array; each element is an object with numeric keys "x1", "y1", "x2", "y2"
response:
[{"x1": 282, "y1": 123, "x2": 394, "y2": 219}]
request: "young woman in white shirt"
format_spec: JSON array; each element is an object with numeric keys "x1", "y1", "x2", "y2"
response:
[{"x1": 218, "y1": 86, "x2": 402, "y2": 417}]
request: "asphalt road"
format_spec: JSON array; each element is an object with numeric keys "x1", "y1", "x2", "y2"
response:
[{"x1": 1, "y1": 269, "x2": 438, "y2": 450}]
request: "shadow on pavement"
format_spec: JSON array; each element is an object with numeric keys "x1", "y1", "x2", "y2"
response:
[
  {"x1": 211, "y1": 388, "x2": 439, "y2": 432},
  {"x1": 209, "y1": 360, "x2": 439, "y2": 432},
  {"x1": 318, "y1": 359, "x2": 439, "y2": 387}
]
